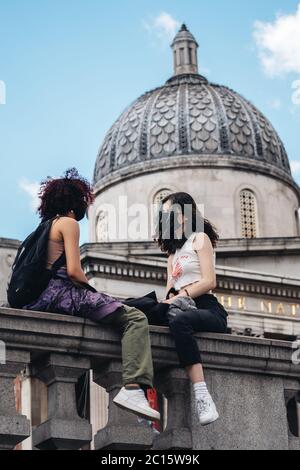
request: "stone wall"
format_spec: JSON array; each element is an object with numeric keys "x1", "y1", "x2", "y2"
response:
[{"x1": 0, "y1": 307, "x2": 299, "y2": 450}]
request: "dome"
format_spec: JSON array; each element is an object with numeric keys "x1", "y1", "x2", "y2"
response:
[{"x1": 93, "y1": 25, "x2": 292, "y2": 188}]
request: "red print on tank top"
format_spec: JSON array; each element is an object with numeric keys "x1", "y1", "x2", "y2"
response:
[{"x1": 172, "y1": 255, "x2": 189, "y2": 281}]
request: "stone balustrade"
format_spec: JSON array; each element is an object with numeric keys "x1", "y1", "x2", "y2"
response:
[{"x1": 0, "y1": 306, "x2": 299, "y2": 450}]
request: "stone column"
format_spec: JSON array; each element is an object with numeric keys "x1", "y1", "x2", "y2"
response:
[
  {"x1": 0, "y1": 349, "x2": 31, "y2": 450},
  {"x1": 93, "y1": 360, "x2": 156, "y2": 450},
  {"x1": 30, "y1": 353, "x2": 92, "y2": 450},
  {"x1": 152, "y1": 367, "x2": 192, "y2": 450}
]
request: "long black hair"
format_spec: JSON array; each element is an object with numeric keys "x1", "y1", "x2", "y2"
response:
[{"x1": 155, "y1": 192, "x2": 219, "y2": 255}]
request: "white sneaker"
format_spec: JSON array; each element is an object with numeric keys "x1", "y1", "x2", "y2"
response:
[
  {"x1": 196, "y1": 394, "x2": 219, "y2": 426},
  {"x1": 113, "y1": 387, "x2": 160, "y2": 422}
]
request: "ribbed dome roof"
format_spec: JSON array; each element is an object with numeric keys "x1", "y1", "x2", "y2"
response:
[{"x1": 93, "y1": 26, "x2": 292, "y2": 186}]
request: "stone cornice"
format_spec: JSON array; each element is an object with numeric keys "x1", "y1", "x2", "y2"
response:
[
  {"x1": 0, "y1": 238, "x2": 21, "y2": 250},
  {"x1": 82, "y1": 252, "x2": 168, "y2": 285},
  {"x1": 81, "y1": 237, "x2": 300, "y2": 258},
  {"x1": 81, "y1": 249, "x2": 300, "y2": 300},
  {"x1": 217, "y1": 237, "x2": 300, "y2": 257}
]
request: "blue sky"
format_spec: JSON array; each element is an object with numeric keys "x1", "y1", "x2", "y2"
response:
[{"x1": 0, "y1": 0, "x2": 300, "y2": 243}]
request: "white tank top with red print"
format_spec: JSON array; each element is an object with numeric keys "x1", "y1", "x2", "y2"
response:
[{"x1": 170, "y1": 232, "x2": 216, "y2": 292}]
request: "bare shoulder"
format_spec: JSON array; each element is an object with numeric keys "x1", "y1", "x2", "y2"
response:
[
  {"x1": 167, "y1": 254, "x2": 174, "y2": 264},
  {"x1": 57, "y1": 216, "x2": 78, "y2": 226},
  {"x1": 55, "y1": 217, "x2": 79, "y2": 234},
  {"x1": 193, "y1": 232, "x2": 213, "y2": 251}
]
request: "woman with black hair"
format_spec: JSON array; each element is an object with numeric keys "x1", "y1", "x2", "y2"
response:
[
  {"x1": 22, "y1": 168, "x2": 159, "y2": 423},
  {"x1": 156, "y1": 192, "x2": 228, "y2": 426}
]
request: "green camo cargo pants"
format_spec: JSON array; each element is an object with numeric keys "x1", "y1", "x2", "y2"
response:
[{"x1": 101, "y1": 304, "x2": 154, "y2": 389}]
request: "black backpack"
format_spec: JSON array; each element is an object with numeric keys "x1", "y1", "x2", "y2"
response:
[{"x1": 7, "y1": 218, "x2": 66, "y2": 309}]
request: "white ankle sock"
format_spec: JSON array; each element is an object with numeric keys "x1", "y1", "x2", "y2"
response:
[
  {"x1": 193, "y1": 381, "x2": 210, "y2": 400},
  {"x1": 124, "y1": 387, "x2": 141, "y2": 392}
]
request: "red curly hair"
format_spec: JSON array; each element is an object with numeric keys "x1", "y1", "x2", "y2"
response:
[{"x1": 38, "y1": 168, "x2": 94, "y2": 221}]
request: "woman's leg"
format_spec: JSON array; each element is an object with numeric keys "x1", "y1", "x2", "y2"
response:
[
  {"x1": 101, "y1": 304, "x2": 160, "y2": 421},
  {"x1": 101, "y1": 304, "x2": 154, "y2": 389},
  {"x1": 186, "y1": 363, "x2": 205, "y2": 384},
  {"x1": 168, "y1": 308, "x2": 226, "y2": 425},
  {"x1": 168, "y1": 307, "x2": 225, "y2": 370}
]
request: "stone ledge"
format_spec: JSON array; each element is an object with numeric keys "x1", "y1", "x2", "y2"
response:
[{"x1": 0, "y1": 307, "x2": 299, "y2": 378}]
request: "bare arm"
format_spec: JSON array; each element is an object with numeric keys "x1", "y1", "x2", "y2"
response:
[
  {"x1": 59, "y1": 218, "x2": 90, "y2": 284},
  {"x1": 165, "y1": 254, "x2": 175, "y2": 298}
]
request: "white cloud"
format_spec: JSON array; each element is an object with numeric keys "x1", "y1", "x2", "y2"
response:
[
  {"x1": 19, "y1": 179, "x2": 40, "y2": 211},
  {"x1": 253, "y1": 4, "x2": 300, "y2": 77},
  {"x1": 292, "y1": 79, "x2": 300, "y2": 105},
  {"x1": 269, "y1": 98, "x2": 281, "y2": 110},
  {"x1": 143, "y1": 12, "x2": 180, "y2": 46}
]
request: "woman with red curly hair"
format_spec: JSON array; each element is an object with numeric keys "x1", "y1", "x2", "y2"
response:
[{"x1": 23, "y1": 168, "x2": 159, "y2": 423}]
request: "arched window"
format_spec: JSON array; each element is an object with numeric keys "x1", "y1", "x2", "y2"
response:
[
  {"x1": 240, "y1": 189, "x2": 258, "y2": 238},
  {"x1": 96, "y1": 210, "x2": 109, "y2": 242},
  {"x1": 152, "y1": 189, "x2": 173, "y2": 237},
  {"x1": 153, "y1": 189, "x2": 172, "y2": 206}
]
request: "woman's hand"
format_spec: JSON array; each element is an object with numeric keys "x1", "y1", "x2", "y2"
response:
[
  {"x1": 161, "y1": 291, "x2": 188, "y2": 304},
  {"x1": 178, "y1": 288, "x2": 189, "y2": 297}
]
